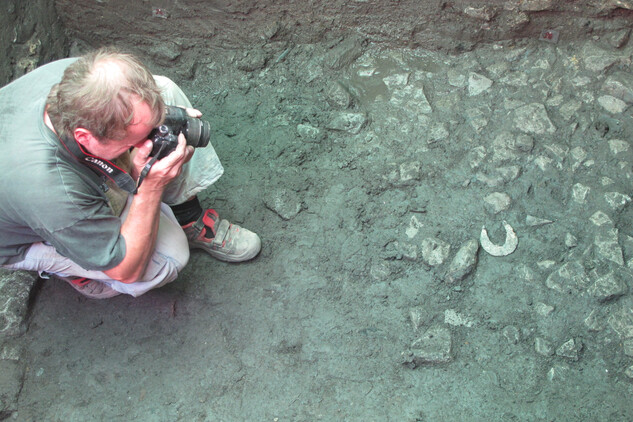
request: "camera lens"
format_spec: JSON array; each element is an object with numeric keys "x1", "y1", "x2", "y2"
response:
[{"x1": 184, "y1": 117, "x2": 210, "y2": 148}]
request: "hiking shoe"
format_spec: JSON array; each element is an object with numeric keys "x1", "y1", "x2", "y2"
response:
[
  {"x1": 58, "y1": 276, "x2": 121, "y2": 299},
  {"x1": 182, "y1": 209, "x2": 261, "y2": 262}
]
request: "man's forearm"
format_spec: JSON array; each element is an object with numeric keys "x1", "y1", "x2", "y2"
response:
[{"x1": 104, "y1": 190, "x2": 163, "y2": 283}]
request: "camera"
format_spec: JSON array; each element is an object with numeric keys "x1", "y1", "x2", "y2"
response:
[{"x1": 148, "y1": 105, "x2": 211, "y2": 159}]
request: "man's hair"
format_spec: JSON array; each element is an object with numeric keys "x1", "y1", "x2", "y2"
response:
[{"x1": 46, "y1": 46, "x2": 165, "y2": 141}]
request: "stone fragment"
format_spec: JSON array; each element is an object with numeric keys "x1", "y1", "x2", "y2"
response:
[
  {"x1": 297, "y1": 123, "x2": 321, "y2": 141},
  {"x1": 581, "y1": 41, "x2": 623, "y2": 72},
  {"x1": 484, "y1": 192, "x2": 511, "y2": 214},
  {"x1": 444, "y1": 309, "x2": 476, "y2": 327},
  {"x1": 605, "y1": 192, "x2": 631, "y2": 211},
  {"x1": 602, "y1": 72, "x2": 633, "y2": 104},
  {"x1": 514, "y1": 134, "x2": 534, "y2": 152},
  {"x1": 545, "y1": 261, "x2": 589, "y2": 294},
  {"x1": 447, "y1": 70, "x2": 467, "y2": 87},
  {"x1": 565, "y1": 233, "x2": 578, "y2": 248},
  {"x1": 495, "y1": 166, "x2": 521, "y2": 183},
  {"x1": 502, "y1": 325, "x2": 521, "y2": 344},
  {"x1": 326, "y1": 112, "x2": 368, "y2": 134},
  {"x1": 326, "y1": 82, "x2": 353, "y2": 109},
  {"x1": 598, "y1": 95, "x2": 628, "y2": 114},
  {"x1": 584, "y1": 309, "x2": 604, "y2": 331},
  {"x1": 465, "y1": 107, "x2": 489, "y2": 132},
  {"x1": 391, "y1": 85, "x2": 433, "y2": 114},
  {"x1": 547, "y1": 365, "x2": 572, "y2": 382},
  {"x1": 463, "y1": 6, "x2": 495, "y2": 21},
  {"x1": 537, "y1": 260, "x2": 556, "y2": 270},
  {"x1": 556, "y1": 338, "x2": 582, "y2": 361},
  {"x1": 399, "y1": 161, "x2": 421, "y2": 183},
  {"x1": 607, "y1": 304, "x2": 633, "y2": 338},
  {"x1": 426, "y1": 123, "x2": 449, "y2": 145},
  {"x1": 594, "y1": 228, "x2": 624, "y2": 266},
  {"x1": 623, "y1": 339, "x2": 633, "y2": 357},
  {"x1": 263, "y1": 188, "x2": 303, "y2": 220},
  {"x1": 588, "y1": 270, "x2": 628, "y2": 302},
  {"x1": 572, "y1": 183, "x2": 590, "y2": 204},
  {"x1": 609, "y1": 139, "x2": 630, "y2": 155},
  {"x1": 535, "y1": 337, "x2": 554, "y2": 356},
  {"x1": 420, "y1": 238, "x2": 451, "y2": 266},
  {"x1": 534, "y1": 302, "x2": 555, "y2": 317},
  {"x1": 383, "y1": 73, "x2": 410, "y2": 89},
  {"x1": 590, "y1": 211, "x2": 612, "y2": 227},
  {"x1": 445, "y1": 239, "x2": 479, "y2": 284},
  {"x1": 559, "y1": 100, "x2": 582, "y2": 121},
  {"x1": 0, "y1": 270, "x2": 39, "y2": 337},
  {"x1": 625, "y1": 366, "x2": 633, "y2": 379},
  {"x1": 526, "y1": 215, "x2": 553, "y2": 227},
  {"x1": 519, "y1": 0, "x2": 553, "y2": 11},
  {"x1": 514, "y1": 103, "x2": 556, "y2": 134},
  {"x1": 326, "y1": 36, "x2": 365, "y2": 70},
  {"x1": 468, "y1": 72, "x2": 493, "y2": 96},
  {"x1": 408, "y1": 326, "x2": 453, "y2": 365}
]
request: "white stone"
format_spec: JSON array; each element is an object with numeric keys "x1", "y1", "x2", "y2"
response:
[
  {"x1": 420, "y1": 238, "x2": 451, "y2": 266},
  {"x1": 609, "y1": 139, "x2": 630, "y2": 155},
  {"x1": 605, "y1": 192, "x2": 631, "y2": 210},
  {"x1": 598, "y1": 95, "x2": 628, "y2": 113},
  {"x1": 590, "y1": 211, "x2": 613, "y2": 226},
  {"x1": 468, "y1": 72, "x2": 493, "y2": 96},
  {"x1": 444, "y1": 309, "x2": 476, "y2": 327},
  {"x1": 572, "y1": 183, "x2": 590, "y2": 204},
  {"x1": 383, "y1": 73, "x2": 410, "y2": 89},
  {"x1": 514, "y1": 103, "x2": 556, "y2": 134},
  {"x1": 406, "y1": 215, "x2": 422, "y2": 239}
]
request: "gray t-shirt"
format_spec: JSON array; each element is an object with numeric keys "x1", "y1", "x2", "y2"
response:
[{"x1": 0, "y1": 58, "x2": 126, "y2": 270}]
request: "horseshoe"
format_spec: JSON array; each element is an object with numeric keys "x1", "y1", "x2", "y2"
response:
[{"x1": 480, "y1": 220, "x2": 518, "y2": 257}]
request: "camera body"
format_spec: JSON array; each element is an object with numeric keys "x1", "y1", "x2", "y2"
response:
[{"x1": 149, "y1": 106, "x2": 211, "y2": 159}]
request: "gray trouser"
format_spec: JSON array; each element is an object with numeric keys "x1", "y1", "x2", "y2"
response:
[{"x1": 2, "y1": 76, "x2": 224, "y2": 297}]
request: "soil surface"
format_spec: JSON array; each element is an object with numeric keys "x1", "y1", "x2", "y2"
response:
[{"x1": 10, "y1": 33, "x2": 633, "y2": 422}]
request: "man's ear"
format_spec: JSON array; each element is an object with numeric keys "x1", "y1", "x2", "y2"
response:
[{"x1": 73, "y1": 128, "x2": 98, "y2": 148}]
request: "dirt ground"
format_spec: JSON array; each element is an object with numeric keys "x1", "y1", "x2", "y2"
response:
[{"x1": 7, "y1": 27, "x2": 633, "y2": 422}]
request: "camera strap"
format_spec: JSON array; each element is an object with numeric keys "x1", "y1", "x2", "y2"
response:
[{"x1": 58, "y1": 133, "x2": 139, "y2": 194}]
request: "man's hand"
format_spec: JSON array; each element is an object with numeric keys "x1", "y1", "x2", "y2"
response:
[{"x1": 131, "y1": 133, "x2": 194, "y2": 191}]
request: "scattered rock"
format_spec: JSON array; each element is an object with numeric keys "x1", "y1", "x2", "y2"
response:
[
  {"x1": 556, "y1": 338, "x2": 583, "y2": 361},
  {"x1": 406, "y1": 326, "x2": 453, "y2": 366},
  {"x1": 607, "y1": 303, "x2": 633, "y2": 338},
  {"x1": 534, "y1": 302, "x2": 555, "y2": 317},
  {"x1": 326, "y1": 36, "x2": 366, "y2": 70},
  {"x1": 444, "y1": 309, "x2": 476, "y2": 327},
  {"x1": 519, "y1": 0, "x2": 553, "y2": 11},
  {"x1": 514, "y1": 103, "x2": 556, "y2": 134},
  {"x1": 297, "y1": 123, "x2": 322, "y2": 141},
  {"x1": 420, "y1": 238, "x2": 451, "y2": 266},
  {"x1": 484, "y1": 192, "x2": 511, "y2": 214},
  {"x1": 598, "y1": 95, "x2": 628, "y2": 114},
  {"x1": 565, "y1": 233, "x2": 578, "y2": 248},
  {"x1": 445, "y1": 239, "x2": 479, "y2": 284},
  {"x1": 604, "y1": 192, "x2": 631, "y2": 210},
  {"x1": 326, "y1": 82, "x2": 353, "y2": 109},
  {"x1": 594, "y1": 228, "x2": 624, "y2": 266},
  {"x1": 0, "y1": 270, "x2": 39, "y2": 338},
  {"x1": 326, "y1": 112, "x2": 368, "y2": 134},
  {"x1": 526, "y1": 215, "x2": 553, "y2": 227},
  {"x1": 545, "y1": 261, "x2": 589, "y2": 294},
  {"x1": 584, "y1": 309, "x2": 604, "y2": 331},
  {"x1": 535, "y1": 337, "x2": 554, "y2": 356},
  {"x1": 468, "y1": 72, "x2": 493, "y2": 96},
  {"x1": 588, "y1": 269, "x2": 628, "y2": 302},
  {"x1": 502, "y1": 325, "x2": 521, "y2": 344},
  {"x1": 602, "y1": 72, "x2": 633, "y2": 104}
]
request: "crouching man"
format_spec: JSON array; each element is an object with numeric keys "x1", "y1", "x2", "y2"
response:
[{"x1": 0, "y1": 47, "x2": 261, "y2": 299}]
